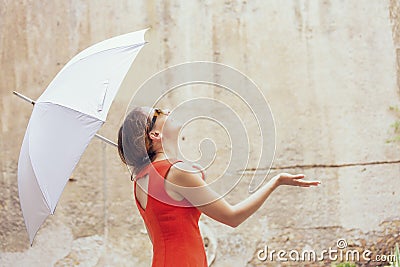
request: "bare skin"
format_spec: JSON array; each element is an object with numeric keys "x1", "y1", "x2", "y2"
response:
[{"x1": 135, "y1": 107, "x2": 321, "y2": 228}]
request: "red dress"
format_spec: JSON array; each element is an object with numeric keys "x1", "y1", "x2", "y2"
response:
[{"x1": 134, "y1": 159, "x2": 208, "y2": 267}]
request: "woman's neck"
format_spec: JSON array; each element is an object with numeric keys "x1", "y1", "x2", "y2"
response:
[
  {"x1": 153, "y1": 139, "x2": 178, "y2": 161},
  {"x1": 153, "y1": 151, "x2": 166, "y2": 161},
  {"x1": 153, "y1": 144, "x2": 178, "y2": 162}
]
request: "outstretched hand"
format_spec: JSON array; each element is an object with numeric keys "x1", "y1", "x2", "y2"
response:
[{"x1": 274, "y1": 173, "x2": 321, "y2": 187}]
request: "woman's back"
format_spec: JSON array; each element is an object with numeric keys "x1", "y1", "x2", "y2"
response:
[{"x1": 134, "y1": 159, "x2": 208, "y2": 267}]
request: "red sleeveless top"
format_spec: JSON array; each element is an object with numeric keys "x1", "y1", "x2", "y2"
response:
[{"x1": 134, "y1": 159, "x2": 208, "y2": 267}]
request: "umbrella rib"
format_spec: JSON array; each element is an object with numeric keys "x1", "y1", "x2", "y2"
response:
[
  {"x1": 13, "y1": 91, "x2": 118, "y2": 147},
  {"x1": 62, "y1": 42, "x2": 147, "y2": 72}
]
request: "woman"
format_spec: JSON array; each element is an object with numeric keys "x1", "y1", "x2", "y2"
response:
[{"x1": 117, "y1": 106, "x2": 320, "y2": 267}]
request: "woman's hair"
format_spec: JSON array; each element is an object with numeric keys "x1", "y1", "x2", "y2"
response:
[{"x1": 117, "y1": 107, "x2": 157, "y2": 177}]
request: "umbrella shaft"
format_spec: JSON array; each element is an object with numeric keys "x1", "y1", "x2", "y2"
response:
[
  {"x1": 13, "y1": 91, "x2": 118, "y2": 147},
  {"x1": 94, "y1": 134, "x2": 118, "y2": 147},
  {"x1": 13, "y1": 91, "x2": 35, "y2": 105}
]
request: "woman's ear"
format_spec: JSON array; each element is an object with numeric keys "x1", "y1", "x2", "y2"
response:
[{"x1": 149, "y1": 130, "x2": 162, "y2": 141}]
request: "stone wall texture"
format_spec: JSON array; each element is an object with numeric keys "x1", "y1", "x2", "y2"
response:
[{"x1": 1, "y1": 1, "x2": 400, "y2": 266}]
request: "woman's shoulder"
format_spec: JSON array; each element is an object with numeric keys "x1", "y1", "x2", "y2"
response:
[
  {"x1": 170, "y1": 160, "x2": 205, "y2": 181},
  {"x1": 171, "y1": 160, "x2": 202, "y2": 171}
]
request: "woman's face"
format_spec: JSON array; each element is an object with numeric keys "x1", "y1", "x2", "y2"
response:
[{"x1": 141, "y1": 106, "x2": 182, "y2": 141}]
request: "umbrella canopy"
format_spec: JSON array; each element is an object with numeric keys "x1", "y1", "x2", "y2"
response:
[{"x1": 18, "y1": 28, "x2": 148, "y2": 244}]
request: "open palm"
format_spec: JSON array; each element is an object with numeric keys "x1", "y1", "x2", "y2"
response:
[{"x1": 276, "y1": 173, "x2": 321, "y2": 187}]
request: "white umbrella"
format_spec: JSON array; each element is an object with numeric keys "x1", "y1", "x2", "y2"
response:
[{"x1": 17, "y1": 28, "x2": 148, "y2": 244}]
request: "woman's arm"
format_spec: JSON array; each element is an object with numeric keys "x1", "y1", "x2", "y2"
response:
[
  {"x1": 229, "y1": 173, "x2": 320, "y2": 227},
  {"x1": 169, "y1": 163, "x2": 320, "y2": 228}
]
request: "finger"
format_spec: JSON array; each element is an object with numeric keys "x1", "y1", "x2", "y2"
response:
[
  {"x1": 307, "y1": 181, "x2": 321, "y2": 186},
  {"x1": 298, "y1": 180, "x2": 320, "y2": 186},
  {"x1": 293, "y1": 174, "x2": 305, "y2": 179}
]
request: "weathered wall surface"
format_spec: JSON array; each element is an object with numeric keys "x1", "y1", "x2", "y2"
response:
[{"x1": 1, "y1": 1, "x2": 400, "y2": 266}]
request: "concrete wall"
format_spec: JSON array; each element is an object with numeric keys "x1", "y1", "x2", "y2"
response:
[{"x1": 1, "y1": 1, "x2": 399, "y2": 266}]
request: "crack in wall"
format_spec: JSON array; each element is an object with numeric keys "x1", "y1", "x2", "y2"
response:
[{"x1": 239, "y1": 159, "x2": 400, "y2": 172}]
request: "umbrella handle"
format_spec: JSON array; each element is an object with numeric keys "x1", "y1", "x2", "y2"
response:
[{"x1": 13, "y1": 91, "x2": 118, "y2": 147}]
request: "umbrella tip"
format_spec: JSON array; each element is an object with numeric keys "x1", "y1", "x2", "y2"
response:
[
  {"x1": 29, "y1": 235, "x2": 35, "y2": 246},
  {"x1": 143, "y1": 27, "x2": 151, "y2": 44}
]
